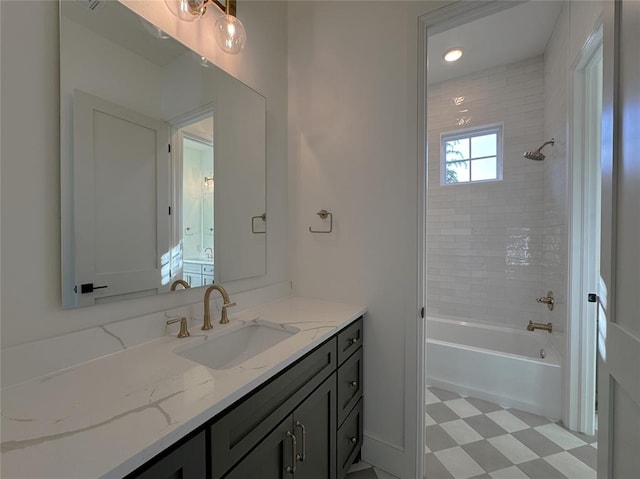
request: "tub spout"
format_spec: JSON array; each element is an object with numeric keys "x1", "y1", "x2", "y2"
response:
[{"x1": 527, "y1": 321, "x2": 553, "y2": 333}]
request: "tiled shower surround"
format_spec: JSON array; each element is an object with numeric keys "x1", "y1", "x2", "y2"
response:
[
  {"x1": 427, "y1": 55, "x2": 557, "y2": 331},
  {"x1": 542, "y1": 5, "x2": 569, "y2": 342}
]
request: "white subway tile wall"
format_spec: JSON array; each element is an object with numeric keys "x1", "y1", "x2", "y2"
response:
[
  {"x1": 542, "y1": 5, "x2": 569, "y2": 341},
  {"x1": 427, "y1": 55, "x2": 560, "y2": 331}
]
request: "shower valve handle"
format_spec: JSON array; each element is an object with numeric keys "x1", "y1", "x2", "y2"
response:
[{"x1": 536, "y1": 291, "x2": 555, "y2": 311}]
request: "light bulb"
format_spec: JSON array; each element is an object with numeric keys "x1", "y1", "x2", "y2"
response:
[
  {"x1": 214, "y1": 14, "x2": 246, "y2": 54},
  {"x1": 164, "y1": 0, "x2": 205, "y2": 22}
]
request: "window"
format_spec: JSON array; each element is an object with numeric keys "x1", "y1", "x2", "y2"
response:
[{"x1": 441, "y1": 124, "x2": 502, "y2": 184}]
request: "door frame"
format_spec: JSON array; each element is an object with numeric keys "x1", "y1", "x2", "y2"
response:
[
  {"x1": 566, "y1": 21, "x2": 603, "y2": 436},
  {"x1": 168, "y1": 104, "x2": 215, "y2": 283},
  {"x1": 414, "y1": 2, "x2": 525, "y2": 477}
]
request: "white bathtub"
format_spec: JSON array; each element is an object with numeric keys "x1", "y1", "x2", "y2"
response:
[{"x1": 426, "y1": 317, "x2": 562, "y2": 419}]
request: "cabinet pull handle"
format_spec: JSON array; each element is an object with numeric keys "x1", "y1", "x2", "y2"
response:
[
  {"x1": 285, "y1": 431, "x2": 297, "y2": 474},
  {"x1": 295, "y1": 420, "x2": 306, "y2": 462},
  {"x1": 350, "y1": 380, "x2": 358, "y2": 388},
  {"x1": 349, "y1": 337, "x2": 359, "y2": 345},
  {"x1": 350, "y1": 436, "x2": 358, "y2": 444}
]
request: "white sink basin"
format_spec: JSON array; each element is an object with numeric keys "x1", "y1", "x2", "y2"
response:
[{"x1": 175, "y1": 320, "x2": 299, "y2": 370}]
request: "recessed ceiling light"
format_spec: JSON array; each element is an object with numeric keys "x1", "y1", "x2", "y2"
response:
[{"x1": 444, "y1": 48, "x2": 463, "y2": 62}]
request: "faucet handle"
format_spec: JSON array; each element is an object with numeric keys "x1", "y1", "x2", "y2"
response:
[
  {"x1": 219, "y1": 302, "x2": 236, "y2": 325},
  {"x1": 166, "y1": 316, "x2": 190, "y2": 338}
]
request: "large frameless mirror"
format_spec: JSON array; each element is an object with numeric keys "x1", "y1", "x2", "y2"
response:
[{"x1": 60, "y1": 0, "x2": 266, "y2": 309}]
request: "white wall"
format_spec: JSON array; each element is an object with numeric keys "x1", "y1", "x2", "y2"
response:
[
  {"x1": 0, "y1": 0, "x2": 288, "y2": 348},
  {"x1": 287, "y1": 1, "x2": 450, "y2": 475},
  {"x1": 427, "y1": 56, "x2": 546, "y2": 330}
]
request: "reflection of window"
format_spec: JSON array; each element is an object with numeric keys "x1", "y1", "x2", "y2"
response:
[{"x1": 441, "y1": 124, "x2": 503, "y2": 184}]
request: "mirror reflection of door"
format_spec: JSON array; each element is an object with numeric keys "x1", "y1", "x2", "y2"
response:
[
  {"x1": 72, "y1": 90, "x2": 170, "y2": 307},
  {"x1": 175, "y1": 114, "x2": 215, "y2": 287}
]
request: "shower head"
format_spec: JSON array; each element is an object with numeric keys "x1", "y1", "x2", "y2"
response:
[{"x1": 524, "y1": 138, "x2": 555, "y2": 161}]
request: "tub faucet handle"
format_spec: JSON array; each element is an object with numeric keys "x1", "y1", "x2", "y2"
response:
[{"x1": 536, "y1": 291, "x2": 554, "y2": 311}]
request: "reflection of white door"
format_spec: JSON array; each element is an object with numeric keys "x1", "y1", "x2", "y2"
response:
[
  {"x1": 73, "y1": 90, "x2": 170, "y2": 306},
  {"x1": 597, "y1": 1, "x2": 640, "y2": 476}
]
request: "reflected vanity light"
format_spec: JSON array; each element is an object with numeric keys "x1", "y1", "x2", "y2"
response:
[
  {"x1": 203, "y1": 176, "x2": 214, "y2": 190},
  {"x1": 140, "y1": 18, "x2": 170, "y2": 39},
  {"x1": 444, "y1": 48, "x2": 464, "y2": 62},
  {"x1": 165, "y1": 0, "x2": 246, "y2": 54}
]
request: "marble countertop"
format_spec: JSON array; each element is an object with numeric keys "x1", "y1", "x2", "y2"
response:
[
  {"x1": 183, "y1": 258, "x2": 214, "y2": 264},
  {"x1": 0, "y1": 297, "x2": 365, "y2": 479}
]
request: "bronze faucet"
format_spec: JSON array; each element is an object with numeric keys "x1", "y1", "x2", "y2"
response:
[
  {"x1": 202, "y1": 284, "x2": 236, "y2": 329},
  {"x1": 170, "y1": 279, "x2": 191, "y2": 291}
]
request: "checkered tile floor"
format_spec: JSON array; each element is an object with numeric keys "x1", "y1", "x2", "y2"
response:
[{"x1": 425, "y1": 386, "x2": 597, "y2": 479}]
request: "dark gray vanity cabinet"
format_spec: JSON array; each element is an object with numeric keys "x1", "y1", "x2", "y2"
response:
[
  {"x1": 225, "y1": 376, "x2": 337, "y2": 479},
  {"x1": 128, "y1": 431, "x2": 206, "y2": 479},
  {"x1": 210, "y1": 339, "x2": 337, "y2": 478},
  {"x1": 336, "y1": 319, "x2": 364, "y2": 479},
  {"x1": 126, "y1": 317, "x2": 363, "y2": 479}
]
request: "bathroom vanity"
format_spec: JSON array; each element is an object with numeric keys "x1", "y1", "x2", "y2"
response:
[
  {"x1": 130, "y1": 317, "x2": 363, "y2": 479},
  {"x1": 183, "y1": 260, "x2": 215, "y2": 287},
  {"x1": 0, "y1": 298, "x2": 365, "y2": 479}
]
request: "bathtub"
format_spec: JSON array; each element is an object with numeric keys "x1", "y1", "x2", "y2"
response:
[{"x1": 426, "y1": 317, "x2": 562, "y2": 419}]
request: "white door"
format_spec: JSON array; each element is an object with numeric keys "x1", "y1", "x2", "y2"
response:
[
  {"x1": 597, "y1": 1, "x2": 640, "y2": 476},
  {"x1": 73, "y1": 90, "x2": 170, "y2": 307}
]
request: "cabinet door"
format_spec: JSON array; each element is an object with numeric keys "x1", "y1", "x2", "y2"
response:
[
  {"x1": 225, "y1": 417, "x2": 294, "y2": 479},
  {"x1": 293, "y1": 373, "x2": 337, "y2": 479},
  {"x1": 128, "y1": 431, "x2": 206, "y2": 479},
  {"x1": 185, "y1": 273, "x2": 203, "y2": 287}
]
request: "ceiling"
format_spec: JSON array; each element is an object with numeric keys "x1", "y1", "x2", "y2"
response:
[{"x1": 428, "y1": 1, "x2": 564, "y2": 85}]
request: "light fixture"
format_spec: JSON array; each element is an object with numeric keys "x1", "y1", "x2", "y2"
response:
[
  {"x1": 165, "y1": 0, "x2": 246, "y2": 54},
  {"x1": 140, "y1": 18, "x2": 170, "y2": 39},
  {"x1": 203, "y1": 176, "x2": 214, "y2": 190},
  {"x1": 444, "y1": 48, "x2": 464, "y2": 63},
  {"x1": 214, "y1": 6, "x2": 246, "y2": 54},
  {"x1": 164, "y1": 0, "x2": 206, "y2": 22}
]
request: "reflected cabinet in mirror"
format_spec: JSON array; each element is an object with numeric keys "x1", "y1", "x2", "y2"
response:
[{"x1": 60, "y1": 0, "x2": 266, "y2": 309}]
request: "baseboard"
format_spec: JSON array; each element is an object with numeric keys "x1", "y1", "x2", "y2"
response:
[{"x1": 361, "y1": 434, "x2": 404, "y2": 478}]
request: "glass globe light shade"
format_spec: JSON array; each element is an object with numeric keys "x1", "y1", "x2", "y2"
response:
[
  {"x1": 164, "y1": 0, "x2": 205, "y2": 22},
  {"x1": 214, "y1": 14, "x2": 246, "y2": 54}
]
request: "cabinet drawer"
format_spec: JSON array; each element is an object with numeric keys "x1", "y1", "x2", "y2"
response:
[
  {"x1": 337, "y1": 346, "x2": 363, "y2": 426},
  {"x1": 202, "y1": 264, "x2": 214, "y2": 274},
  {"x1": 337, "y1": 398, "x2": 363, "y2": 479},
  {"x1": 183, "y1": 263, "x2": 201, "y2": 274},
  {"x1": 211, "y1": 338, "x2": 337, "y2": 479},
  {"x1": 337, "y1": 317, "x2": 363, "y2": 365}
]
